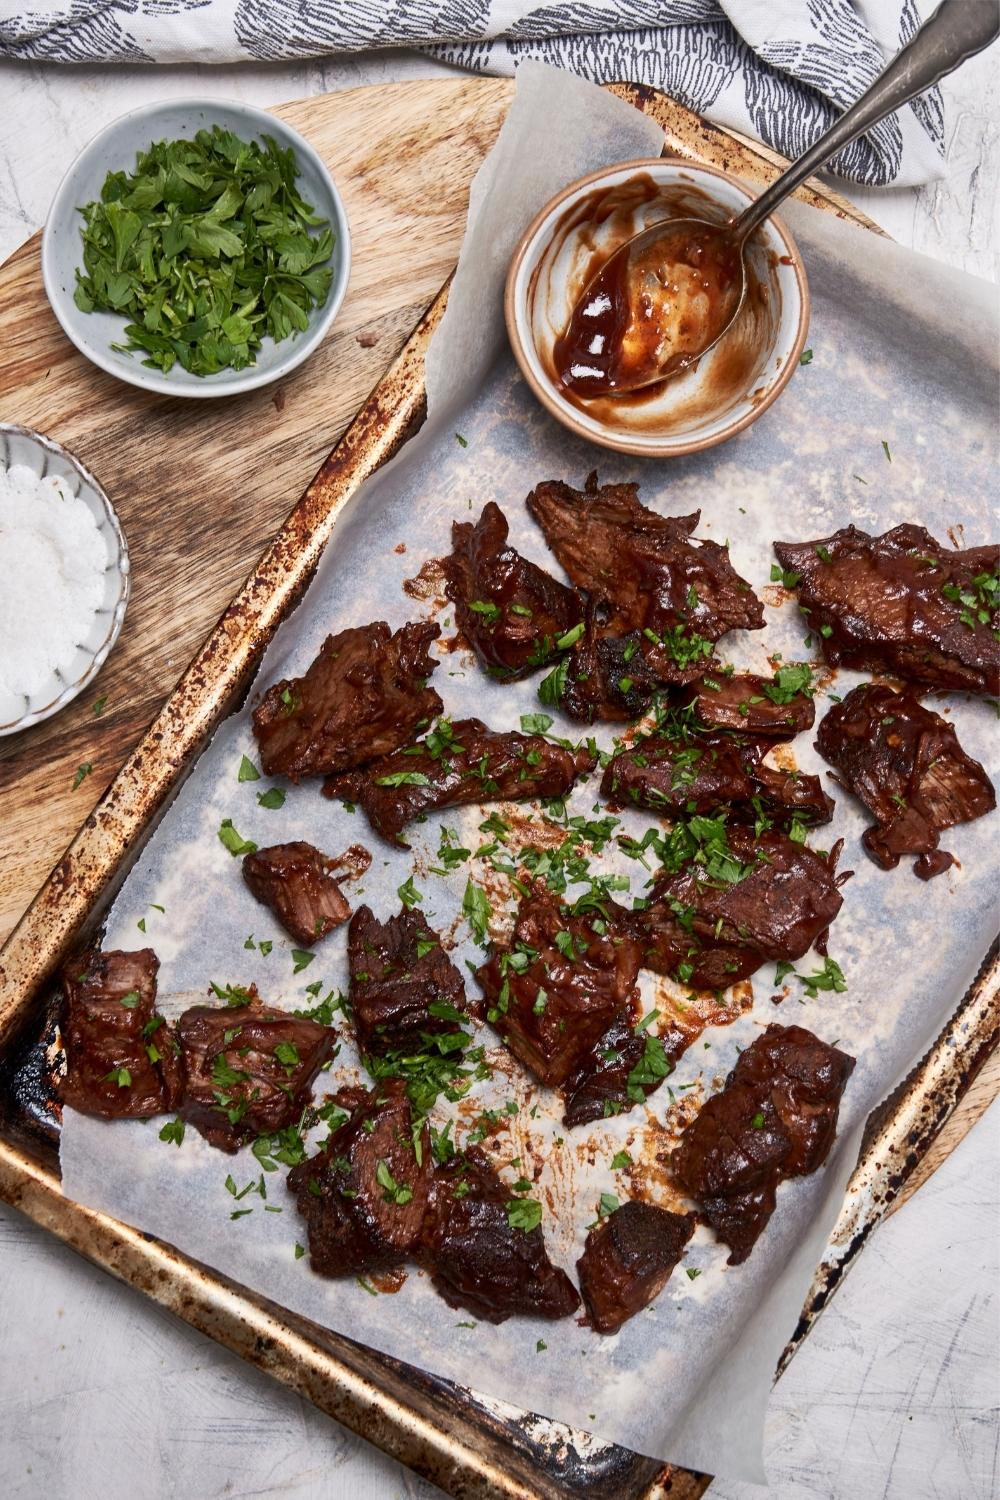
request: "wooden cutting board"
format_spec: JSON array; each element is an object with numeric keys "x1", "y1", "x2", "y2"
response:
[{"x1": 0, "y1": 76, "x2": 993, "y2": 1201}]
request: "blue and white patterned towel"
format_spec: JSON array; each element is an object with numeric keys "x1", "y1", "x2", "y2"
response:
[{"x1": 0, "y1": 1, "x2": 945, "y2": 186}]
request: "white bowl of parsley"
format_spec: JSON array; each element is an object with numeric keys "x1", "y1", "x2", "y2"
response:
[{"x1": 42, "y1": 99, "x2": 351, "y2": 398}]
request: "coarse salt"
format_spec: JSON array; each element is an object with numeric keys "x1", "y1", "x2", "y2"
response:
[{"x1": 0, "y1": 463, "x2": 108, "y2": 701}]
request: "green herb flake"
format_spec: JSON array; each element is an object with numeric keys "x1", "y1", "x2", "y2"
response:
[
  {"x1": 291, "y1": 949, "x2": 315, "y2": 974},
  {"x1": 72, "y1": 762, "x2": 93, "y2": 790},
  {"x1": 455, "y1": 432, "x2": 469, "y2": 448},
  {"x1": 610, "y1": 1150, "x2": 631, "y2": 1170},
  {"x1": 237, "y1": 755, "x2": 260, "y2": 783},
  {"x1": 462, "y1": 879, "x2": 491, "y2": 945},
  {"x1": 506, "y1": 1197, "x2": 543, "y2": 1232},
  {"x1": 256, "y1": 786, "x2": 286, "y2": 809},
  {"x1": 92, "y1": 695, "x2": 108, "y2": 716},
  {"x1": 797, "y1": 956, "x2": 847, "y2": 998},
  {"x1": 218, "y1": 818, "x2": 258, "y2": 856},
  {"x1": 799, "y1": 348, "x2": 813, "y2": 365},
  {"x1": 159, "y1": 1118, "x2": 185, "y2": 1146},
  {"x1": 397, "y1": 876, "x2": 423, "y2": 909}
]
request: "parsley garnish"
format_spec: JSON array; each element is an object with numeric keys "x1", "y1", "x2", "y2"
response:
[
  {"x1": 762, "y1": 663, "x2": 813, "y2": 705},
  {"x1": 218, "y1": 818, "x2": 257, "y2": 856},
  {"x1": 237, "y1": 755, "x2": 260, "y2": 782},
  {"x1": 462, "y1": 879, "x2": 491, "y2": 945},
  {"x1": 73, "y1": 127, "x2": 335, "y2": 376},
  {"x1": 72, "y1": 762, "x2": 93, "y2": 790},
  {"x1": 375, "y1": 770, "x2": 431, "y2": 787},
  {"x1": 256, "y1": 787, "x2": 285, "y2": 809},
  {"x1": 796, "y1": 956, "x2": 847, "y2": 997},
  {"x1": 506, "y1": 1197, "x2": 542, "y2": 1232},
  {"x1": 397, "y1": 876, "x2": 423, "y2": 909}
]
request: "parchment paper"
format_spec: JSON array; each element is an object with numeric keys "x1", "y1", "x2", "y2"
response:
[{"x1": 60, "y1": 63, "x2": 998, "y2": 1484}]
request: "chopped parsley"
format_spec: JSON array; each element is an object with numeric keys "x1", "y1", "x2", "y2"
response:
[
  {"x1": 218, "y1": 818, "x2": 258, "y2": 856},
  {"x1": 506, "y1": 1197, "x2": 543, "y2": 1232},
  {"x1": 237, "y1": 755, "x2": 260, "y2": 782},
  {"x1": 397, "y1": 876, "x2": 423, "y2": 909},
  {"x1": 72, "y1": 762, "x2": 93, "y2": 790},
  {"x1": 158, "y1": 1118, "x2": 185, "y2": 1146},
  {"x1": 375, "y1": 770, "x2": 431, "y2": 787},
  {"x1": 796, "y1": 956, "x2": 847, "y2": 997},
  {"x1": 462, "y1": 879, "x2": 491, "y2": 945},
  {"x1": 762, "y1": 663, "x2": 813, "y2": 705},
  {"x1": 256, "y1": 786, "x2": 285, "y2": 809}
]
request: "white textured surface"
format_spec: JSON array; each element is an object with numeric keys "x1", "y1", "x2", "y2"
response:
[{"x1": 1, "y1": 42, "x2": 998, "y2": 1500}]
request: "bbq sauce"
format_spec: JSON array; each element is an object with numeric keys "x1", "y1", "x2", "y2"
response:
[{"x1": 553, "y1": 223, "x2": 742, "y2": 398}]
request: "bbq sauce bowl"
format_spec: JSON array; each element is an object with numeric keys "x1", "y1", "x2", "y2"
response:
[{"x1": 505, "y1": 161, "x2": 809, "y2": 458}]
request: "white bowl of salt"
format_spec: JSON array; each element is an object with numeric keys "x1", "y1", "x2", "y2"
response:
[{"x1": 0, "y1": 425, "x2": 129, "y2": 735}]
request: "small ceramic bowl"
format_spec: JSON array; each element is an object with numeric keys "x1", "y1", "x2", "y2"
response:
[
  {"x1": 41, "y1": 99, "x2": 351, "y2": 400},
  {"x1": 505, "y1": 159, "x2": 809, "y2": 458},
  {"x1": 0, "y1": 424, "x2": 129, "y2": 736}
]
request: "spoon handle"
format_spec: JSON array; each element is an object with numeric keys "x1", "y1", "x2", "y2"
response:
[{"x1": 734, "y1": 0, "x2": 999, "y2": 240}]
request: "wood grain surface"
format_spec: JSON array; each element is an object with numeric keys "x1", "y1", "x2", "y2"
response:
[{"x1": 0, "y1": 75, "x2": 995, "y2": 1208}]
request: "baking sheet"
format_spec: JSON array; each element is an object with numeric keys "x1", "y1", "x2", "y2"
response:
[{"x1": 60, "y1": 63, "x2": 998, "y2": 1484}]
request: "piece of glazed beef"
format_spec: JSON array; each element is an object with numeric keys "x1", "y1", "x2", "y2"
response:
[
  {"x1": 672, "y1": 1023, "x2": 855, "y2": 1263},
  {"x1": 602, "y1": 724, "x2": 752, "y2": 816},
  {"x1": 816, "y1": 681, "x2": 995, "y2": 879},
  {"x1": 289, "y1": 1080, "x2": 431, "y2": 1277},
  {"x1": 577, "y1": 1201, "x2": 695, "y2": 1334},
  {"x1": 476, "y1": 884, "x2": 643, "y2": 1087},
  {"x1": 688, "y1": 668, "x2": 815, "y2": 737},
  {"x1": 603, "y1": 731, "x2": 833, "y2": 828},
  {"x1": 773, "y1": 524, "x2": 1000, "y2": 696},
  {"x1": 561, "y1": 1010, "x2": 673, "y2": 1128},
  {"x1": 442, "y1": 501, "x2": 583, "y2": 679},
  {"x1": 348, "y1": 904, "x2": 474, "y2": 1056},
  {"x1": 526, "y1": 472, "x2": 764, "y2": 643},
  {"x1": 540, "y1": 605, "x2": 676, "y2": 723},
  {"x1": 252, "y1": 621, "x2": 442, "y2": 779},
  {"x1": 177, "y1": 995, "x2": 337, "y2": 1151},
  {"x1": 420, "y1": 1146, "x2": 580, "y2": 1323},
  {"x1": 634, "y1": 826, "x2": 847, "y2": 989},
  {"x1": 324, "y1": 716, "x2": 595, "y2": 846},
  {"x1": 60, "y1": 948, "x2": 183, "y2": 1119},
  {"x1": 242, "y1": 841, "x2": 371, "y2": 945}
]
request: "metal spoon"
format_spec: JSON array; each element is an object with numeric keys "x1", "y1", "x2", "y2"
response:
[{"x1": 561, "y1": 0, "x2": 1000, "y2": 398}]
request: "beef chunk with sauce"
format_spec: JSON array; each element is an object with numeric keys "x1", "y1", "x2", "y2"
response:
[
  {"x1": 561, "y1": 1010, "x2": 673, "y2": 1128},
  {"x1": 420, "y1": 1146, "x2": 580, "y2": 1323},
  {"x1": 634, "y1": 826, "x2": 847, "y2": 989},
  {"x1": 242, "y1": 841, "x2": 371, "y2": 945},
  {"x1": 442, "y1": 502, "x2": 583, "y2": 678},
  {"x1": 602, "y1": 707, "x2": 833, "y2": 830},
  {"x1": 289, "y1": 1080, "x2": 431, "y2": 1276},
  {"x1": 324, "y1": 716, "x2": 595, "y2": 846},
  {"x1": 527, "y1": 472, "x2": 764, "y2": 645},
  {"x1": 672, "y1": 1023, "x2": 855, "y2": 1263},
  {"x1": 177, "y1": 995, "x2": 337, "y2": 1151},
  {"x1": 577, "y1": 1201, "x2": 695, "y2": 1334},
  {"x1": 689, "y1": 668, "x2": 815, "y2": 737},
  {"x1": 540, "y1": 605, "x2": 675, "y2": 723},
  {"x1": 348, "y1": 904, "x2": 474, "y2": 1055},
  {"x1": 816, "y1": 681, "x2": 995, "y2": 879},
  {"x1": 476, "y1": 884, "x2": 642, "y2": 1087},
  {"x1": 252, "y1": 621, "x2": 442, "y2": 779},
  {"x1": 60, "y1": 948, "x2": 183, "y2": 1119},
  {"x1": 773, "y1": 524, "x2": 1000, "y2": 696}
]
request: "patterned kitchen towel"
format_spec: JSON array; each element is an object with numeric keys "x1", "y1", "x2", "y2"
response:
[{"x1": 0, "y1": 0, "x2": 945, "y2": 186}]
